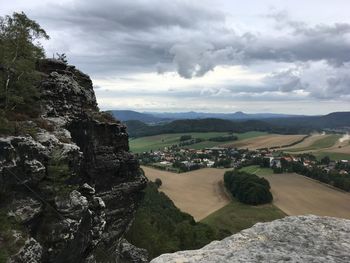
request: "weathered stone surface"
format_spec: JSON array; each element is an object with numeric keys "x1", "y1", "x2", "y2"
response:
[
  {"x1": 151, "y1": 215, "x2": 350, "y2": 263},
  {"x1": 8, "y1": 197, "x2": 43, "y2": 223},
  {"x1": 116, "y1": 239, "x2": 149, "y2": 263},
  {"x1": 39, "y1": 59, "x2": 98, "y2": 118},
  {"x1": 9, "y1": 238, "x2": 43, "y2": 263},
  {"x1": 0, "y1": 59, "x2": 146, "y2": 263},
  {"x1": 55, "y1": 190, "x2": 89, "y2": 219},
  {"x1": 0, "y1": 136, "x2": 48, "y2": 187}
]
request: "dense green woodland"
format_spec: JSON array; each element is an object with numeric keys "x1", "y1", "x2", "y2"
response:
[
  {"x1": 224, "y1": 170, "x2": 273, "y2": 205},
  {"x1": 126, "y1": 182, "x2": 227, "y2": 259},
  {"x1": 0, "y1": 12, "x2": 50, "y2": 134}
]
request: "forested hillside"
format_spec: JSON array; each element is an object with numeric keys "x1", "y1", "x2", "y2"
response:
[
  {"x1": 126, "y1": 182, "x2": 224, "y2": 259},
  {"x1": 125, "y1": 112, "x2": 350, "y2": 138},
  {"x1": 125, "y1": 118, "x2": 309, "y2": 138}
]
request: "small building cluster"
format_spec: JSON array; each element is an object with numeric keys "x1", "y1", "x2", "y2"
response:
[{"x1": 137, "y1": 144, "x2": 349, "y2": 176}]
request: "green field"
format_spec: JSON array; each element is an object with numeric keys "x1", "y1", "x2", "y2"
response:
[
  {"x1": 240, "y1": 165, "x2": 274, "y2": 176},
  {"x1": 286, "y1": 134, "x2": 342, "y2": 152},
  {"x1": 201, "y1": 199, "x2": 285, "y2": 234},
  {"x1": 314, "y1": 152, "x2": 350, "y2": 161},
  {"x1": 130, "y1": 131, "x2": 268, "y2": 153}
]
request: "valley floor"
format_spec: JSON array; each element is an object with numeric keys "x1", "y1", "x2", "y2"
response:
[
  {"x1": 258, "y1": 169, "x2": 350, "y2": 219},
  {"x1": 143, "y1": 165, "x2": 350, "y2": 225},
  {"x1": 142, "y1": 166, "x2": 231, "y2": 220}
]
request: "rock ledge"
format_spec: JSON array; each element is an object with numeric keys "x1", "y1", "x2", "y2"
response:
[{"x1": 151, "y1": 215, "x2": 350, "y2": 263}]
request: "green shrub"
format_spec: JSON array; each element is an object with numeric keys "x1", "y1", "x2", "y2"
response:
[{"x1": 154, "y1": 178, "x2": 162, "y2": 188}]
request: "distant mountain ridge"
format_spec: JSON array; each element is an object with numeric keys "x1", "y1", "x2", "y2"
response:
[
  {"x1": 266, "y1": 111, "x2": 350, "y2": 129},
  {"x1": 148, "y1": 111, "x2": 302, "y2": 120},
  {"x1": 124, "y1": 118, "x2": 299, "y2": 138},
  {"x1": 124, "y1": 112, "x2": 350, "y2": 138},
  {"x1": 109, "y1": 110, "x2": 303, "y2": 123},
  {"x1": 109, "y1": 110, "x2": 169, "y2": 123}
]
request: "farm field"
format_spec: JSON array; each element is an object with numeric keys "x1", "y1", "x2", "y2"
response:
[
  {"x1": 142, "y1": 166, "x2": 232, "y2": 220},
  {"x1": 242, "y1": 165, "x2": 350, "y2": 219},
  {"x1": 221, "y1": 134, "x2": 306, "y2": 150},
  {"x1": 130, "y1": 131, "x2": 267, "y2": 153},
  {"x1": 202, "y1": 199, "x2": 285, "y2": 234},
  {"x1": 284, "y1": 134, "x2": 342, "y2": 152},
  {"x1": 240, "y1": 165, "x2": 274, "y2": 176},
  {"x1": 314, "y1": 151, "x2": 350, "y2": 161},
  {"x1": 282, "y1": 133, "x2": 350, "y2": 160}
]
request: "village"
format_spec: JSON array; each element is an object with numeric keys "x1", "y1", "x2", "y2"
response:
[{"x1": 136, "y1": 144, "x2": 350, "y2": 176}]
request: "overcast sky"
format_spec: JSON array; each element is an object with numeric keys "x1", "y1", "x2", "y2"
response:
[{"x1": 1, "y1": 0, "x2": 350, "y2": 114}]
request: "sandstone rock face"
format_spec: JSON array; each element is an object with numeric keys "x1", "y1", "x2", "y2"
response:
[
  {"x1": 151, "y1": 215, "x2": 350, "y2": 263},
  {"x1": 0, "y1": 59, "x2": 147, "y2": 263}
]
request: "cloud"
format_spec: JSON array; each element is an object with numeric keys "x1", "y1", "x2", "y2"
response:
[
  {"x1": 169, "y1": 42, "x2": 236, "y2": 78},
  {"x1": 261, "y1": 62, "x2": 350, "y2": 100},
  {"x1": 3, "y1": 0, "x2": 350, "y2": 112},
  {"x1": 23, "y1": 2, "x2": 350, "y2": 82},
  {"x1": 263, "y1": 66, "x2": 307, "y2": 92}
]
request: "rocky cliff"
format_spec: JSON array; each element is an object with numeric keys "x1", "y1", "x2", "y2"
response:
[
  {"x1": 151, "y1": 215, "x2": 350, "y2": 263},
  {"x1": 0, "y1": 59, "x2": 147, "y2": 263}
]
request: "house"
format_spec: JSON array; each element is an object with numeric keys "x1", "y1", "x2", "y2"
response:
[
  {"x1": 270, "y1": 158, "x2": 282, "y2": 168},
  {"x1": 282, "y1": 156, "x2": 293, "y2": 162},
  {"x1": 339, "y1": 170, "x2": 349, "y2": 175},
  {"x1": 160, "y1": 161, "x2": 172, "y2": 166},
  {"x1": 206, "y1": 160, "x2": 215, "y2": 167},
  {"x1": 263, "y1": 156, "x2": 281, "y2": 168}
]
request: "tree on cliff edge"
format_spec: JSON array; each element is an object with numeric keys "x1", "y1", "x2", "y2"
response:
[{"x1": 0, "y1": 12, "x2": 49, "y2": 115}]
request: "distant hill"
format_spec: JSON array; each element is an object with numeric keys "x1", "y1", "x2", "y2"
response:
[
  {"x1": 124, "y1": 118, "x2": 303, "y2": 138},
  {"x1": 109, "y1": 110, "x2": 169, "y2": 123},
  {"x1": 108, "y1": 110, "x2": 302, "y2": 123},
  {"x1": 146, "y1": 111, "x2": 300, "y2": 120},
  {"x1": 124, "y1": 112, "x2": 350, "y2": 138},
  {"x1": 266, "y1": 112, "x2": 350, "y2": 129}
]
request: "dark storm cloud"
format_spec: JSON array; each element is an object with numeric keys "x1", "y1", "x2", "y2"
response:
[
  {"x1": 34, "y1": 2, "x2": 350, "y2": 78},
  {"x1": 32, "y1": 0, "x2": 225, "y2": 75},
  {"x1": 20, "y1": 2, "x2": 350, "y2": 102},
  {"x1": 39, "y1": 0, "x2": 223, "y2": 32}
]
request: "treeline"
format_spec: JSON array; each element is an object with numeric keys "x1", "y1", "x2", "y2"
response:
[
  {"x1": 126, "y1": 182, "x2": 227, "y2": 259},
  {"x1": 179, "y1": 138, "x2": 204, "y2": 147},
  {"x1": 177, "y1": 134, "x2": 238, "y2": 147},
  {"x1": 253, "y1": 156, "x2": 350, "y2": 192},
  {"x1": 125, "y1": 119, "x2": 309, "y2": 138},
  {"x1": 280, "y1": 159, "x2": 350, "y2": 192},
  {"x1": 224, "y1": 170, "x2": 273, "y2": 205},
  {"x1": 269, "y1": 134, "x2": 310, "y2": 149}
]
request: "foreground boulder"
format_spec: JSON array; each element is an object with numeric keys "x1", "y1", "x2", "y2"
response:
[{"x1": 151, "y1": 215, "x2": 350, "y2": 263}]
